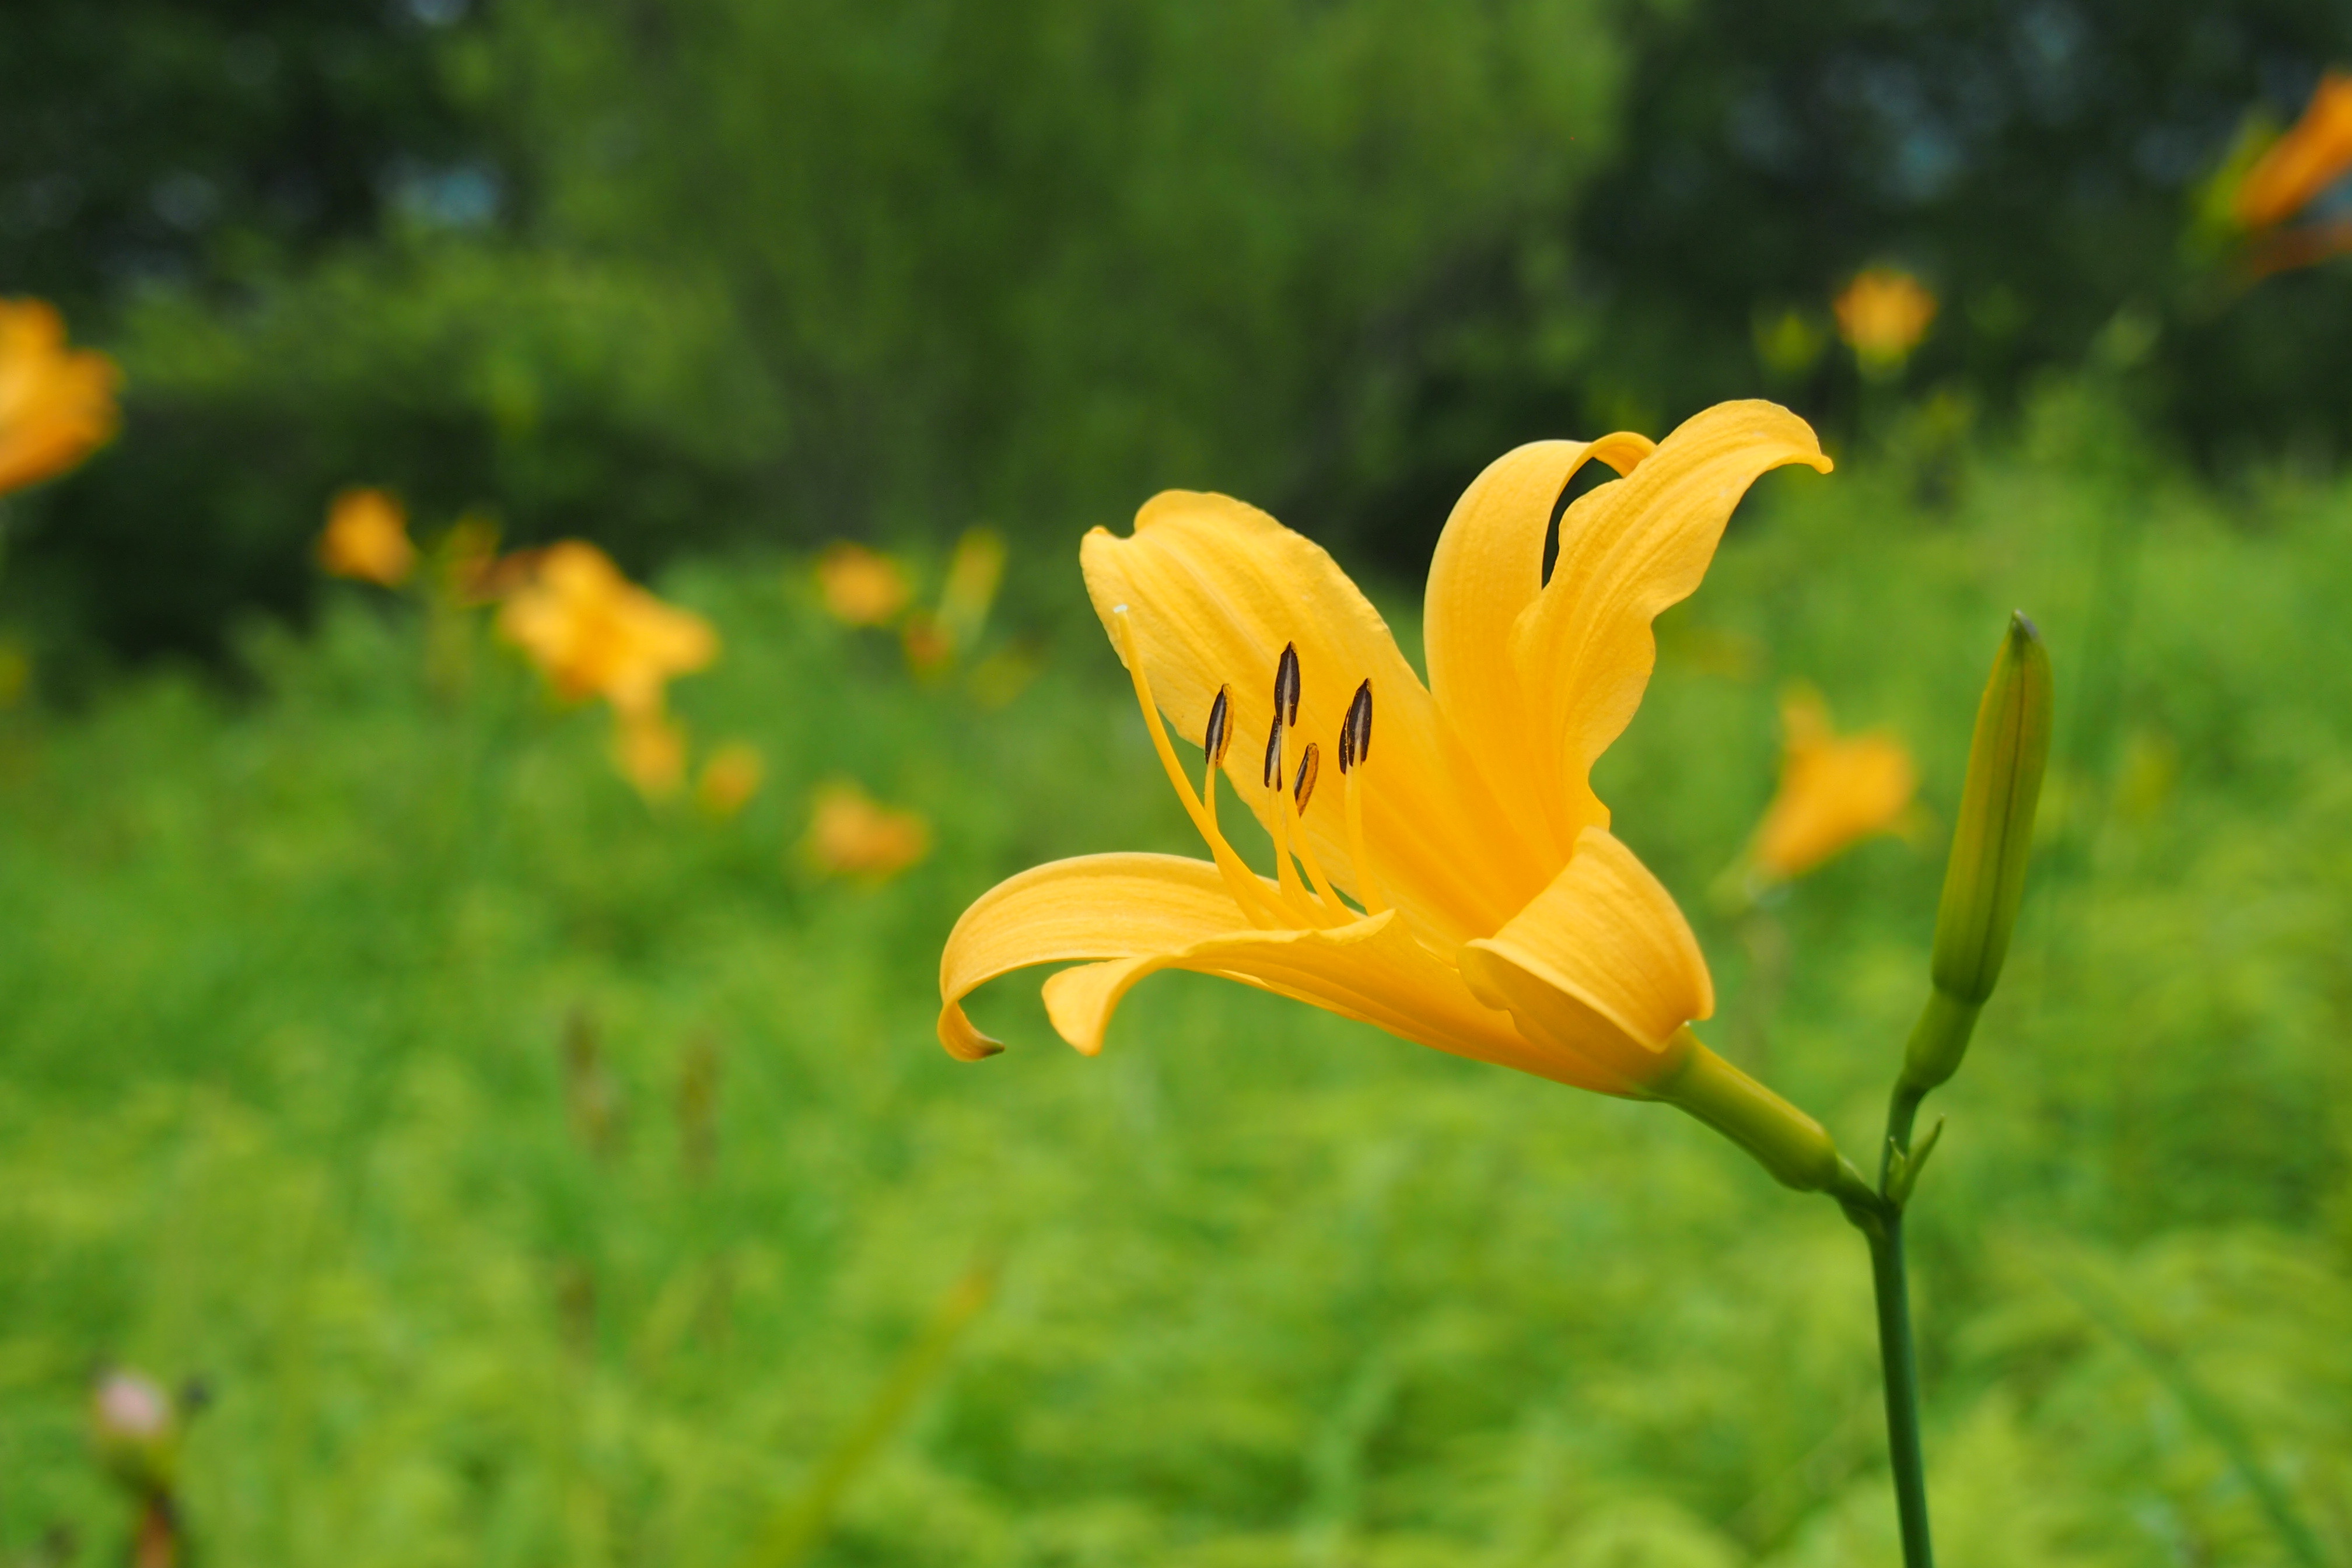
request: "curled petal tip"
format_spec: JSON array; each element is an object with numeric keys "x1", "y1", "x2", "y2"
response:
[{"x1": 938, "y1": 1005, "x2": 1005, "y2": 1061}]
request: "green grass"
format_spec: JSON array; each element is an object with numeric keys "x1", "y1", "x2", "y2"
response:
[{"x1": 2, "y1": 380, "x2": 2349, "y2": 1566}]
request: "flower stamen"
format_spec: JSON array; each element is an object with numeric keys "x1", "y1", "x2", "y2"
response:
[
  {"x1": 1286, "y1": 740, "x2": 1354, "y2": 918},
  {"x1": 1201, "y1": 683, "x2": 1234, "y2": 835},
  {"x1": 1339, "y1": 679, "x2": 1389, "y2": 915},
  {"x1": 1108, "y1": 607, "x2": 1286, "y2": 927},
  {"x1": 1262, "y1": 645, "x2": 1321, "y2": 920}
]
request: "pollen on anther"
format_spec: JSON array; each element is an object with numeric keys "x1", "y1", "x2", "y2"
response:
[
  {"x1": 1293, "y1": 741, "x2": 1321, "y2": 813},
  {"x1": 1262, "y1": 720, "x2": 1285, "y2": 791},
  {"x1": 1274, "y1": 643, "x2": 1301, "y2": 729},
  {"x1": 1339, "y1": 680, "x2": 1373, "y2": 772},
  {"x1": 1203, "y1": 685, "x2": 1234, "y2": 767}
]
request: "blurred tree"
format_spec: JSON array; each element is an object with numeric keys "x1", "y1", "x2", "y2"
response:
[
  {"x1": 7, "y1": 0, "x2": 1638, "y2": 663},
  {"x1": 9, "y1": 0, "x2": 2352, "y2": 660},
  {"x1": 480, "y1": 0, "x2": 1635, "y2": 545},
  {"x1": 1326, "y1": 0, "x2": 2352, "y2": 568},
  {"x1": 0, "y1": 0, "x2": 483, "y2": 309}
]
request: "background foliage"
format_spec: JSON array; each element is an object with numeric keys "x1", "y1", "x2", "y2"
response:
[
  {"x1": 4, "y1": 2, "x2": 2351, "y2": 1563},
  {"x1": 4, "y1": 384, "x2": 2350, "y2": 1564},
  {"x1": 5, "y1": 0, "x2": 2350, "y2": 659}
]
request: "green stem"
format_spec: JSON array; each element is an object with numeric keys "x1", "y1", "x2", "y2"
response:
[
  {"x1": 1882, "y1": 1083, "x2": 1925, "y2": 1186},
  {"x1": 1861, "y1": 1208, "x2": 1935, "y2": 1568}
]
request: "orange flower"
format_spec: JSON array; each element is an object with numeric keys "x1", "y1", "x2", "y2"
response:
[
  {"x1": 2234, "y1": 71, "x2": 2352, "y2": 229},
  {"x1": 0, "y1": 299, "x2": 119, "y2": 496},
  {"x1": 804, "y1": 780, "x2": 930, "y2": 880},
  {"x1": 615, "y1": 709, "x2": 688, "y2": 799},
  {"x1": 1743, "y1": 688, "x2": 1919, "y2": 888},
  {"x1": 817, "y1": 542, "x2": 913, "y2": 627},
  {"x1": 317, "y1": 488, "x2": 417, "y2": 586},
  {"x1": 695, "y1": 741, "x2": 766, "y2": 818},
  {"x1": 938, "y1": 402, "x2": 1869, "y2": 1195},
  {"x1": 497, "y1": 542, "x2": 718, "y2": 716},
  {"x1": 1833, "y1": 270, "x2": 1937, "y2": 372}
]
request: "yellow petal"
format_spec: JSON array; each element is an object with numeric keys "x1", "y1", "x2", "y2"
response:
[
  {"x1": 1458, "y1": 827, "x2": 1714, "y2": 1095},
  {"x1": 1754, "y1": 731, "x2": 1919, "y2": 880},
  {"x1": 2235, "y1": 71, "x2": 2352, "y2": 229},
  {"x1": 1082, "y1": 492, "x2": 1537, "y2": 946},
  {"x1": 1040, "y1": 911, "x2": 1563, "y2": 1077},
  {"x1": 1423, "y1": 432, "x2": 1653, "y2": 863},
  {"x1": 939, "y1": 849, "x2": 1572, "y2": 1084},
  {"x1": 0, "y1": 299, "x2": 120, "y2": 497},
  {"x1": 939, "y1": 852, "x2": 1254, "y2": 1059},
  {"x1": 1508, "y1": 401, "x2": 1830, "y2": 846}
]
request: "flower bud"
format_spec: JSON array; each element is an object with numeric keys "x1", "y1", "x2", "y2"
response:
[
  {"x1": 89, "y1": 1368, "x2": 180, "y2": 1497},
  {"x1": 1904, "y1": 612, "x2": 2052, "y2": 1091}
]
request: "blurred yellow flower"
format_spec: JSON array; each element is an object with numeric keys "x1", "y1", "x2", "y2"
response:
[
  {"x1": 615, "y1": 709, "x2": 688, "y2": 799},
  {"x1": 0, "y1": 299, "x2": 119, "y2": 497},
  {"x1": 317, "y1": 488, "x2": 417, "y2": 586},
  {"x1": 1741, "y1": 687, "x2": 1919, "y2": 890},
  {"x1": 939, "y1": 402, "x2": 1861, "y2": 1194},
  {"x1": 804, "y1": 780, "x2": 930, "y2": 880},
  {"x1": 1834, "y1": 269, "x2": 1937, "y2": 373},
  {"x1": 817, "y1": 542, "x2": 913, "y2": 626},
  {"x1": 695, "y1": 741, "x2": 765, "y2": 818},
  {"x1": 498, "y1": 541, "x2": 718, "y2": 716},
  {"x1": 2234, "y1": 71, "x2": 2352, "y2": 230}
]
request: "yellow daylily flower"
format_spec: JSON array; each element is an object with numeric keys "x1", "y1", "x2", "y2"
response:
[
  {"x1": 940, "y1": 401, "x2": 1863, "y2": 1192},
  {"x1": 497, "y1": 541, "x2": 718, "y2": 717},
  {"x1": 1744, "y1": 687, "x2": 1920, "y2": 886},
  {"x1": 817, "y1": 542, "x2": 914, "y2": 627},
  {"x1": 695, "y1": 741, "x2": 766, "y2": 818},
  {"x1": 2234, "y1": 71, "x2": 2352, "y2": 230},
  {"x1": 317, "y1": 487, "x2": 417, "y2": 586},
  {"x1": 0, "y1": 299, "x2": 119, "y2": 496},
  {"x1": 614, "y1": 708, "x2": 688, "y2": 799},
  {"x1": 1833, "y1": 269, "x2": 1937, "y2": 373},
  {"x1": 804, "y1": 780, "x2": 931, "y2": 881}
]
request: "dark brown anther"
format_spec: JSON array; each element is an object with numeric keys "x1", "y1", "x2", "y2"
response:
[
  {"x1": 1203, "y1": 684, "x2": 1234, "y2": 768},
  {"x1": 1292, "y1": 741, "x2": 1321, "y2": 814},
  {"x1": 1339, "y1": 680, "x2": 1373, "y2": 772},
  {"x1": 1262, "y1": 720, "x2": 1285, "y2": 791},
  {"x1": 1274, "y1": 642, "x2": 1301, "y2": 729}
]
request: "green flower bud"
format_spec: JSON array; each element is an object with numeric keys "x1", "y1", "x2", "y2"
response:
[{"x1": 1903, "y1": 611, "x2": 2053, "y2": 1093}]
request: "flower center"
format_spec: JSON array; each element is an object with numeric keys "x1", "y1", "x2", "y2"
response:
[{"x1": 1109, "y1": 607, "x2": 1388, "y2": 932}]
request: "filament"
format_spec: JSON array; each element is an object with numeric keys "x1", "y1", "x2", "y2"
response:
[
  {"x1": 1109, "y1": 607, "x2": 1286, "y2": 927},
  {"x1": 1342, "y1": 769, "x2": 1389, "y2": 915},
  {"x1": 1265, "y1": 731, "x2": 1318, "y2": 919}
]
